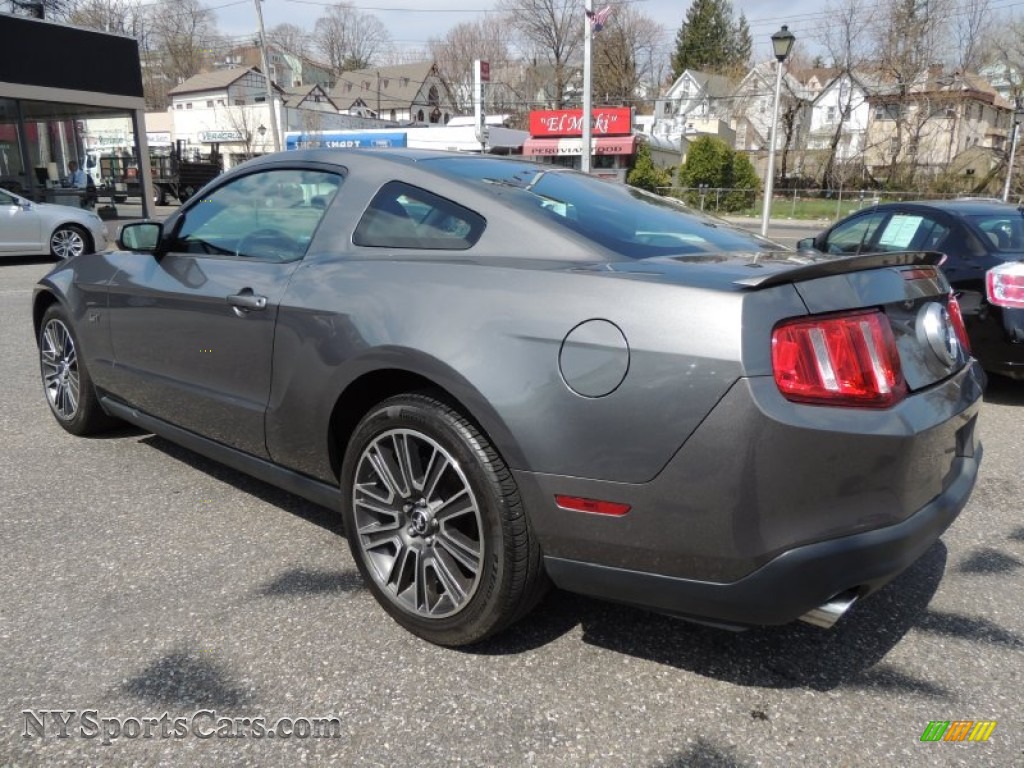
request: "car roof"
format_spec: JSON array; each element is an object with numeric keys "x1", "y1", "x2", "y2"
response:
[{"x1": 870, "y1": 199, "x2": 1023, "y2": 215}]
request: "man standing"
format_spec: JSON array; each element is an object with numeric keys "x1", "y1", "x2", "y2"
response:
[{"x1": 66, "y1": 160, "x2": 86, "y2": 188}]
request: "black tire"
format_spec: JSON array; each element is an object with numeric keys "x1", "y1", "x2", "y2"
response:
[
  {"x1": 340, "y1": 393, "x2": 547, "y2": 646},
  {"x1": 38, "y1": 304, "x2": 118, "y2": 436},
  {"x1": 154, "y1": 185, "x2": 167, "y2": 206},
  {"x1": 49, "y1": 224, "x2": 90, "y2": 260}
]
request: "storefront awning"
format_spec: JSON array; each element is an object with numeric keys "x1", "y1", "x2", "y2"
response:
[{"x1": 523, "y1": 136, "x2": 636, "y2": 157}]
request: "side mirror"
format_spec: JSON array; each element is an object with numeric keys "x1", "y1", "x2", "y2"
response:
[
  {"x1": 796, "y1": 237, "x2": 817, "y2": 251},
  {"x1": 118, "y1": 221, "x2": 162, "y2": 252}
]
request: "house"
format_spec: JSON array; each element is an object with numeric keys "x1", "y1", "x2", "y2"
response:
[
  {"x1": 805, "y1": 72, "x2": 874, "y2": 163},
  {"x1": 862, "y1": 70, "x2": 1013, "y2": 180},
  {"x1": 168, "y1": 67, "x2": 387, "y2": 167},
  {"x1": 215, "y1": 43, "x2": 334, "y2": 90},
  {"x1": 329, "y1": 62, "x2": 459, "y2": 124},
  {"x1": 651, "y1": 69, "x2": 735, "y2": 146},
  {"x1": 728, "y1": 61, "x2": 809, "y2": 152}
]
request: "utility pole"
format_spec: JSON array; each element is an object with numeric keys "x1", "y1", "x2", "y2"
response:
[
  {"x1": 253, "y1": 0, "x2": 281, "y2": 152},
  {"x1": 581, "y1": 0, "x2": 593, "y2": 173}
]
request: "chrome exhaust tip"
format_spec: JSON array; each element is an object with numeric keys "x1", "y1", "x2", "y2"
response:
[{"x1": 798, "y1": 590, "x2": 859, "y2": 629}]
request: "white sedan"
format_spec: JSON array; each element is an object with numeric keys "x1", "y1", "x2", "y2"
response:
[{"x1": 0, "y1": 187, "x2": 108, "y2": 259}]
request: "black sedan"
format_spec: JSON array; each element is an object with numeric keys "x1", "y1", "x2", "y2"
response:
[
  {"x1": 33, "y1": 150, "x2": 983, "y2": 646},
  {"x1": 799, "y1": 199, "x2": 1024, "y2": 379}
]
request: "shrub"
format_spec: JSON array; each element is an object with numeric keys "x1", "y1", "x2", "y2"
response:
[
  {"x1": 677, "y1": 135, "x2": 761, "y2": 212},
  {"x1": 626, "y1": 140, "x2": 673, "y2": 193}
]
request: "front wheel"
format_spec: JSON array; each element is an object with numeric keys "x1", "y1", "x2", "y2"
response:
[
  {"x1": 340, "y1": 393, "x2": 547, "y2": 646},
  {"x1": 49, "y1": 224, "x2": 89, "y2": 259},
  {"x1": 38, "y1": 304, "x2": 117, "y2": 435}
]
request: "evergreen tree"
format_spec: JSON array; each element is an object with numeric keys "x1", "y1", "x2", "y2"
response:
[
  {"x1": 671, "y1": 0, "x2": 741, "y2": 80},
  {"x1": 626, "y1": 140, "x2": 673, "y2": 193},
  {"x1": 677, "y1": 136, "x2": 760, "y2": 213},
  {"x1": 731, "y1": 12, "x2": 753, "y2": 70}
]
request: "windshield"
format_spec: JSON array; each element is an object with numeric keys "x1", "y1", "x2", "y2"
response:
[
  {"x1": 423, "y1": 157, "x2": 779, "y2": 258},
  {"x1": 966, "y1": 211, "x2": 1024, "y2": 252}
]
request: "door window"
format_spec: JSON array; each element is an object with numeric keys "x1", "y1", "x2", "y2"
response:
[
  {"x1": 823, "y1": 212, "x2": 888, "y2": 254},
  {"x1": 169, "y1": 169, "x2": 342, "y2": 261}
]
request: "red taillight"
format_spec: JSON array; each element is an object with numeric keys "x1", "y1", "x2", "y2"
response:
[
  {"x1": 987, "y1": 261, "x2": 1024, "y2": 309},
  {"x1": 772, "y1": 309, "x2": 906, "y2": 408},
  {"x1": 554, "y1": 495, "x2": 631, "y2": 516},
  {"x1": 947, "y1": 293, "x2": 971, "y2": 354}
]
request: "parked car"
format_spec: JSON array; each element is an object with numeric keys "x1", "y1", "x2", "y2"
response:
[
  {"x1": 33, "y1": 150, "x2": 984, "y2": 646},
  {"x1": 798, "y1": 200, "x2": 1024, "y2": 379},
  {"x1": 1, "y1": 186, "x2": 108, "y2": 259}
]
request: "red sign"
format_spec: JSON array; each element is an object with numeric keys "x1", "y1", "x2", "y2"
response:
[
  {"x1": 479, "y1": 61, "x2": 490, "y2": 83},
  {"x1": 529, "y1": 107, "x2": 632, "y2": 138}
]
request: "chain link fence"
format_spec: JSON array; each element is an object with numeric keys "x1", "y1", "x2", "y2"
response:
[{"x1": 657, "y1": 186, "x2": 1011, "y2": 221}]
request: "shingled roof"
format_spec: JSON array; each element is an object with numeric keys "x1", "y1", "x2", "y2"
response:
[{"x1": 168, "y1": 66, "x2": 283, "y2": 96}]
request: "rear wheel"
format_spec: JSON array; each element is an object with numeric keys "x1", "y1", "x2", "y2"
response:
[
  {"x1": 341, "y1": 393, "x2": 547, "y2": 646},
  {"x1": 38, "y1": 304, "x2": 117, "y2": 435},
  {"x1": 153, "y1": 185, "x2": 167, "y2": 206},
  {"x1": 49, "y1": 224, "x2": 89, "y2": 259}
]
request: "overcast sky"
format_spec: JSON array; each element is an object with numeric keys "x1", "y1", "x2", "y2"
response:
[{"x1": 215, "y1": 0, "x2": 830, "y2": 64}]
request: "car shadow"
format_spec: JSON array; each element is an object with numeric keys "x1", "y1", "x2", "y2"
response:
[
  {"x1": 127, "y1": 432, "x2": 1019, "y2": 693},
  {"x1": 983, "y1": 374, "x2": 1024, "y2": 405},
  {"x1": 471, "y1": 542, "x2": 1007, "y2": 694},
  {"x1": 0, "y1": 255, "x2": 57, "y2": 266},
  {"x1": 137, "y1": 434, "x2": 344, "y2": 536}
]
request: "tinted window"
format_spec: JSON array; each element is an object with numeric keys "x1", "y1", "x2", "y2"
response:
[
  {"x1": 824, "y1": 212, "x2": 888, "y2": 254},
  {"x1": 170, "y1": 169, "x2": 342, "y2": 261},
  {"x1": 353, "y1": 181, "x2": 484, "y2": 250},
  {"x1": 966, "y1": 212, "x2": 1024, "y2": 252},
  {"x1": 420, "y1": 158, "x2": 778, "y2": 257}
]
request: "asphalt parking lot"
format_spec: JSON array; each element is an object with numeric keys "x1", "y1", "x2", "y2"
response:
[{"x1": 1, "y1": 251, "x2": 1022, "y2": 767}]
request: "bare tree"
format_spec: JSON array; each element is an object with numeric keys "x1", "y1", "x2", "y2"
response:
[
  {"x1": 268, "y1": 22, "x2": 312, "y2": 58},
  {"x1": 142, "y1": 0, "x2": 221, "y2": 108},
  {"x1": 592, "y1": 6, "x2": 664, "y2": 106},
  {"x1": 217, "y1": 105, "x2": 259, "y2": 161},
  {"x1": 67, "y1": 0, "x2": 145, "y2": 35},
  {"x1": 815, "y1": 0, "x2": 871, "y2": 188},
  {"x1": 873, "y1": 0, "x2": 954, "y2": 185},
  {"x1": 428, "y1": 17, "x2": 511, "y2": 114},
  {"x1": 313, "y1": 2, "x2": 391, "y2": 73},
  {"x1": 953, "y1": 0, "x2": 993, "y2": 73},
  {"x1": 499, "y1": 0, "x2": 583, "y2": 109}
]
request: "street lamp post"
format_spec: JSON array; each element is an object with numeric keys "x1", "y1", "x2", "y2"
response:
[
  {"x1": 1002, "y1": 101, "x2": 1022, "y2": 203},
  {"x1": 760, "y1": 25, "x2": 796, "y2": 237}
]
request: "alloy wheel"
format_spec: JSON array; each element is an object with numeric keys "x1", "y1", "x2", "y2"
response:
[
  {"x1": 40, "y1": 318, "x2": 80, "y2": 420},
  {"x1": 51, "y1": 227, "x2": 86, "y2": 259},
  {"x1": 351, "y1": 428, "x2": 484, "y2": 619}
]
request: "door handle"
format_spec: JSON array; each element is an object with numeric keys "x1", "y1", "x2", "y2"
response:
[{"x1": 227, "y1": 290, "x2": 267, "y2": 316}]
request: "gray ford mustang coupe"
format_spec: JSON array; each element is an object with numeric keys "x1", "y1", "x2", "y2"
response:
[{"x1": 33, "y1": 150, "x2": 984, "y2": 646}]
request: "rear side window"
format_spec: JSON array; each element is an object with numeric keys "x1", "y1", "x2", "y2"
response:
[
  {"x1": 966, "y1": 212, "x2": 1024, "y2": 251},
  {"x1": 353, "y1": 181, "x2": 485, "y2": 250}
]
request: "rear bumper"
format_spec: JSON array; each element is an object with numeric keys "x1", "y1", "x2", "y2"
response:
[
  {"x1": 516, "y1": 362, "x2": 984, "y2": 627},
  {"x1": 543, "y1": 446, "x2": 979, "y2": 627}
]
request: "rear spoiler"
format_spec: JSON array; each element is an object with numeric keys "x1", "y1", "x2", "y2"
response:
[{"x1": 733, "y1": 251, "x2": 945, "y2": 289}]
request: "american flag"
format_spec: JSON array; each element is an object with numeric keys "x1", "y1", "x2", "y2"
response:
[{"x1": 586, "y1": 5, "x2": 613, "y2": 32}]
